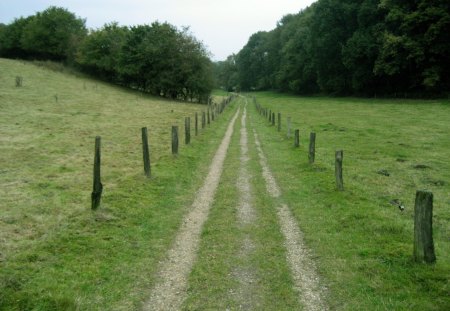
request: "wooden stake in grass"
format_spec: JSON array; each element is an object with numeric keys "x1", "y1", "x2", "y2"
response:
[
  {"x1": 15, "y1": 76, "x2": 23, "y2": 87},
  {"x1": 278, "y1": 112, "x2": 281, "y2": 131},
  {"x1": 91, "y1": 136, "x2": 103, "y2": 210},
  {"x1": 335, "y1": 150, "x2": 344, "y2": 191},
  {"x1": 309, "y1": 132, "x2": 316, "y2": 164},
  {"x1": 287, "y1": 117, "x2": 291, "y2": 138},
  {"x1": 414, "y1": 190, "x2": 436, "y2": 264},
  {"x1": 294, "y1": 129, "x2": 300, "y2": 147},
  {"x1": 185, "y1": 117, "x2": 190, "y2": 144},
  {"x1": 272, "y1": 112, "x2": 275, "y2": 126},
  {"x1": 172, "y1": 126, "x2": 178, "y2": 155},
  {"x1": 195, "y1": 112, "x2": 198, "y2": 136},
  {"x1": 202, "y1": 111, "x2": 206, "y2": 129},
  {"x1": 207, "y1": 108, "x2": 210, "y2": 125},
  {"x1": 141, "y1": 127, "x2": 151, "y2": 178}
]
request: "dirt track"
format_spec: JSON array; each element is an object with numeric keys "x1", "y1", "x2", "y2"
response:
[{"x1": 144, "y1": 100, "x2": 327, "y2": 310}]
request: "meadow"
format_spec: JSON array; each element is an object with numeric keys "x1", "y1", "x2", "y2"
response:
[
  {"x1": 0, "y1": 58, "x2": 234, "y2": 310},
  {"x1": 248, "y1": 92, "x2": 450, "y2": 309},
  {"x1": 0, "y1": 58, "x2": 448, "y2": 310}
]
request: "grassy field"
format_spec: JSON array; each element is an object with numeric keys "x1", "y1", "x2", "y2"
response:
[
  {"x1": 248, "y1": 92, "x2": 449, "y2": 310},
  {"x1": 1, "y1": 58, "x2": 449, "y2": 310},
  {"x1": 0, "y1": 58, "x2": 234, "y2": 310}
]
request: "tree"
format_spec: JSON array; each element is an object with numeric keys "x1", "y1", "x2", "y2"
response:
[
  {"x1": 0, "y1": 16, "x2": 33, "y2": 58},
  {"x1": 375, "y1": 0, "x2": 450, "y2": 93},
  {"x1": 76, "y1": 22, "x2": 128, "y2": 81},
  {"x1": 20, "y1": 6, "x2": 87, "y2": 61}
]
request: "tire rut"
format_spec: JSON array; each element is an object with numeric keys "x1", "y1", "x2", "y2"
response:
[
  {"x1": 252, "y1": 129, "x2": 328, "y2": 311},
  {"x1": 231, "y1": 103, "x2": 262, "y2": 310},
  {"x1": 143, "y1": 107, "x2": 240, "y2": 311}
]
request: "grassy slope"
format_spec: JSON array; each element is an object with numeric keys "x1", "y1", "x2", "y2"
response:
[
  {"x1": 250, "y1": 92, "x2": 449, "y2": 310},
  {"x1": 0, "y1": 58, "x2": 236, "y2": 310}
]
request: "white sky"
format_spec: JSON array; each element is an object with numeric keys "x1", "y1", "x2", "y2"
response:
[{"x1": 0, "y1": 0, "x2": 316, "y2": 61}]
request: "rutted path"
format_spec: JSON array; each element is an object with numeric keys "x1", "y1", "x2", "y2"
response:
[
  {"x1": 143, "y1": 108, "x2": 240, "y2": 311},
  {"x1": 143, "y1": 100, "x2": 327, "y2": 310},
  {"x1": 231, "y1": 102, "x2": 262, "y2": 310},
  {"x1": 253, "y1": 129, "x2": 328, "y2": 311}
]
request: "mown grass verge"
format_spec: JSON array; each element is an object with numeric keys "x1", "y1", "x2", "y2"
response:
[
  {"x1": 248, "y1": 92, "x2": 449, "y2": 310},
  {"x1": 0, "y1": 58, "x2": 236, "y2": 310}
]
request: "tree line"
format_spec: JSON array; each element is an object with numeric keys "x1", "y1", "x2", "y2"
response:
[
  {"x1": 0, "y1": 7, "x2": 213, "y2": 102},
  {"x1": 215, "y1": 0, "x2": 450, "y2": 97}
]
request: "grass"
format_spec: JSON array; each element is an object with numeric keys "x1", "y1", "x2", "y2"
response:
[
  {"x1": 248, "y1": 92, "x2": 450, "y2": 310},
  {"x1": 0, "y1": 58, "x2": 236, "y2": 310},
  {"x1": 1, "y1": 58, "x2": 448, "y2": 310}
]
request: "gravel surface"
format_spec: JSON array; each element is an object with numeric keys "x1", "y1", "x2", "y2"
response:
[
  {"x1": 253, "y1": 130, "x2": 328, "y2": 311},
  {"x1": 143, "y1": 108, "x2": 240, "y2": 311}
]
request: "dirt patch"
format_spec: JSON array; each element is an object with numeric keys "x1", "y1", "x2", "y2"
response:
[
  {"x1": 142, "y1": 108, "x2": 240, "y2": 311},
  {"x1": 253, "y1": 130, "x2": 328, "y2": 311}
]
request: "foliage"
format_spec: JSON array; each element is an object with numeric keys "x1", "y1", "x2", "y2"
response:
[
  {"x1": 214, "y1": 54, "x2": 239, "y2": 92},
  {"x1": 0, "y1": 7, "x2": 214, "y2": 102},
  {"x1": 223, "y1": 0, "x2": 450, "y2": 96}
]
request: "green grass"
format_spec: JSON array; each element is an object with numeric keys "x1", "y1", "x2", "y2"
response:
[
  {"x1": 248, "y1": 92, "x2": 450, "y2": 310},
  {"x1": 2, "y1": 59, "x2": 449, "y2": 310},
  {"x1": 0, "y1": 58, "x2": 236, "y2": 310}
]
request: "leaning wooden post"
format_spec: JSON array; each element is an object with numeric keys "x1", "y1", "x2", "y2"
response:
[
  {"x1": 91, "y1": 136, "x2": 103, "y2": 210},
  {"x1": 195, "y1": 112, "x2": 198, "y2": 136},
  {"x1": 202, "y1": 111, "x2": 206, "y2": 129},
  {"x1": 277, "y1": 113, "x2": 281, "y2": 131},
  {"x1": 294, "y1": 129, "x2": 300, "y2": 147},
  {"x1": 308, "y1": 132, "x2": 316, "y2": 164},
  {"x1": 185, "y1": 117, "x2": 191, "y2": 144},
  {"x1": 414, "y1": 190, "x2": 436, "y2": 264},
  {"x1": 272, "y1": 112, "x2": 275, "y2": 126},
  {"x1": 335, "y1": 150, "x2": 344, "y2": 191},
  {"x1": 287, "y1": 117, "x2": 291, "y2": 138},
  {"x1": 141, "y1": 127, "x2": 151, "y2": 178},
  {"x1": 172, "y1": 126, "x2": 178, "y2": 155}
]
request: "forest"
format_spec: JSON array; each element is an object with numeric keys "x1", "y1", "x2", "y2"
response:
[
  {"x1": 215, "y1": 0, "x2": 450, "y2": 97},
  {"x1": 0, "y1": 6, "x2": 213, "y2": 102}
]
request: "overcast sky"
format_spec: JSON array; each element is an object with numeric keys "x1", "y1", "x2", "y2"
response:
[{"x1": 0, "y1": 0, "x2": 316, "y2": 61}]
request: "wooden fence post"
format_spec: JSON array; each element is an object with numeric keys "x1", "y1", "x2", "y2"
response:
[
  {"x1": 272, "y1": 112, "x2": 275, "y2": 126},
  {"x1": 207, "y1": 107, "x2": 210, "y2": 124},
  {"x1": 277, "y1": 113, "x2": 281, "y2": 131},
  {"x1": 294, "y1": 129, "x2": 300, "y2": 147},
  {"x1": 414, "y1": 190, "x2": 436, "y2": 263},
  {"x1": 309, "y1": 132, "x2": 316, "y2": 164},
  {"x1": 91, "y1": 136, "x2": 103, "y2": 210},
  {"x1": 195, "y1": 112, "x2": 198, "y2": 136},
  {"x1": 141, "y1": 127, "x2": 151, "y2": 178},
  {"x1": 172, "y1": 126, "x2": 178, "y2": 155},
  {"x1": 202, "y1": 111, "x2": 206, "y2": 129},
  {"x1": 185, "y1": 117, "x2": 191, "y2": 144},
  {"x1": 335, "y1": 150, "x2": 344, "y2": 191},
  {"x1": 287, "y1": 117, "x2": 291, "y2": 138}
]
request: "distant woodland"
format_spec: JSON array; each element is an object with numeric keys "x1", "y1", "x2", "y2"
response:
[
  {"x1": 0, "y1": 7, "x2": 213, "y2": 102},
  {"x1": 215, "y1": 0, "x2": 450, "y2": 97}
]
